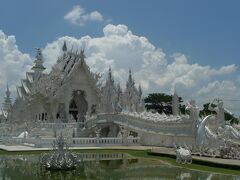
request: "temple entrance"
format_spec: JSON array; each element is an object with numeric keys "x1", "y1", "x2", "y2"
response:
[
  {"x1": 69, "y1": 90, "x2": 88, "y2": 125},
  {"x1": 69, "y1": 100, "x2": 78, "y2": 121},
  {"x1": 56, "y1": 103, "x2": 67, "y2": 123}
]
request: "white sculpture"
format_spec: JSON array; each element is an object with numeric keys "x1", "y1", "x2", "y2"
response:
[
  {"x1": 18, "y1": 131, "x2": 28, "y2": 138},
  {"x1": 196, "y1": 115, "x2": 213, "y2": 146},
  {"x1": 176, "y1": 147, "x2": 192, "y2": 164},
  {"x1": 189, "y1": 99, "x2": 240, "y2": 159}
]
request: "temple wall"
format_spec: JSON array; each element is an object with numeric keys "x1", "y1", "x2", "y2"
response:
[{"x1": 139, "y1": 131, "x2": 194, "y2": 147}]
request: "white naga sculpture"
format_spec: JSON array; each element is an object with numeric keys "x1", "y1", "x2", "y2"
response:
[{"x1": 187, "y1": 99, "x2": 240, "y2": 159}]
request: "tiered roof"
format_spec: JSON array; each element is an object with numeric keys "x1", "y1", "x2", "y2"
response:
[{"x1": 16, "y1": 42, "x2": 101, "y2": 100}]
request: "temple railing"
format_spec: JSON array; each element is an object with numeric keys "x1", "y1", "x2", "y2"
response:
[
  {"x1": 5, "y1": 136, "x2": 140, "y2": 148},
  {"x1": 39, "y1": 122, "x2": 80, "y2": 129},
  {"x1": 86, "y1": 114, "x2": 193, "y2": 136},
  {"x1": 79, "y1": 153, "x2": 124, "y2": 161},
  {"x1": 34, "y1": 113, "x2": 194, "y2": 136},
  {"x1": 2, "y1": 153, "x2": 125, "y2": 162}
]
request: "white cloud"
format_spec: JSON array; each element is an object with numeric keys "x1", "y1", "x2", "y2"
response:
[
  {"x1": 103, "y1": 24, "x2": 129, "y2": 36},
  {"x1": 195, "y1": 81, "x2": 240, "y2": 115},
  {"x1": 64, "y1": 5, "x2": 104, "y2": 26},
  {"x1": 197, "y1": 81, "x2": 237, "y2": 98},
  {"x1": 0, "y1": 30, "x2": 32, "y2": 107},
  {"x1": 0, "y1": 24, "x2": 239, "y2": 115},
  {"x1": 237, "y1": 76, "x2": 240, "y2": 83},
  {"x1": 88, "y1": 11, "x2": 103, "y2": 21},
  {"x1": 41, "y1": 24, "x2": 238, "y2": 112}
]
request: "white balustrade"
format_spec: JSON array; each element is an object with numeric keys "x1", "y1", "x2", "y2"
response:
[{"x1": 4, "y1": 136, "x2": 140, "y2": 148}]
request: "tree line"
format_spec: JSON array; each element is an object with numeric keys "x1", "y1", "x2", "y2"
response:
[{"x1": 144, "y1": 93, "x2": 239, "y2": 125}]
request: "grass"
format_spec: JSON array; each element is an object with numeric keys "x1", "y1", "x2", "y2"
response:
[
  {"x1": 0, "y1": 148, "x2": 240, "y2": 176},
  {"x1": 147, "y1": 151, "x2": 240, "y2": 176}
]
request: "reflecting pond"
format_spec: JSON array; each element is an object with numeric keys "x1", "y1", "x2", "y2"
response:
[{"x1": 0, "y1": 153, "x2": 239, "y2": 180}]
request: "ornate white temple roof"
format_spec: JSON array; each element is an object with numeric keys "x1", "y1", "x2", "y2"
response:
[{"x1": 12, "y1": 42, "x2": 143, "y2": 116}]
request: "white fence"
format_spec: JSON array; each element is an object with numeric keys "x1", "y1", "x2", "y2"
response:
[
  {"x1": 40, "y1": 122, "x2": 80, "y2": 129},
  {"x1": 6, "y1": 136, "x2": 140, "y2": 148}
]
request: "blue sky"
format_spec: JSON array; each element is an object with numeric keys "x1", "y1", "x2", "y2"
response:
[
  {"x1": 0, "y1": 0, "x2": 239, "y2": 67},
  {"x1": 0, "y1": 0, "x2": 239, "y2": 114}
]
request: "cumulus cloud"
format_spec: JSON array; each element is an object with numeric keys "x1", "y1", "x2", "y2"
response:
[
  {"x1": 64, "y1": 5, "x2": 104, "y2": 26},
  {"x1": 41, "y1": 24, "x2": 239, "y2": 111},
  {"x1": 0, "y1": 30, "x2": 32, "y2": 107},
  {"x1": 0, "y1": 24, "x2": 239, "y2": 115},
  {"x1": 195, "y1": 81, "x2": 240, "y2": 114}
]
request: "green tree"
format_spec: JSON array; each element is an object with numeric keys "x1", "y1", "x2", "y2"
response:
[
  {"x1": 144, "y1": 93, "x2": 186, "y2": 115},
  {"x1": 199, "y1": 103, "x2": 217, "y2": 118},
  {"x1": 199, "y1": 103, "x2": 239, "y2": 125}
]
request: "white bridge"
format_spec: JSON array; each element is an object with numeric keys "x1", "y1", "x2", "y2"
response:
[
  {"x1": 0, "y1": 112, "x2": 195, "y2": 148},
  {"x1": 39, "y1": 113, "x2": 193, "y2": 136}
]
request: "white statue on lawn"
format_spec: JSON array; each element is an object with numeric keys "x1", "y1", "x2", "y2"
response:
[{"x1": 176, "y1": 146, "x2": 192, "y2": 164}]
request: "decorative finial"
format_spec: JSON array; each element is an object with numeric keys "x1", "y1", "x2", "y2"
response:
[
  {"x1": 31, "y1": 48, "x2": 46, "y2": 73},
  {"x1": 7, "y1": 83, "x2": 9, "y2": 92},
  {"x1": 80, "y1": 48, "x2": 84, "y2": 55},
  {"x1": 128, "y1": 69, "x2": 133, "y2": 81},
  {"x1": 173, "y1": 85, "x2": 177, "y2": 95},
  {"x1": 6, "y1": 83, "x2": 10, "y2": 97},
  {"x1": 35, "y1": 48, "x2": 43, "y2": 61},
  {"x1": 138, "y1": 84, "x2": 142, "y2": 91},
  {"x1": 80, "y1": 48, "x2": 86, "y2": 59},
  {"x1": 62, "y1": 41, "x2": 67, "y2": 52}
]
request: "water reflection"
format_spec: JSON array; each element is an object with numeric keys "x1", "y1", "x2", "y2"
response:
[{"x1": 0, "y1": 153, "x2": 239, "y2": 180}]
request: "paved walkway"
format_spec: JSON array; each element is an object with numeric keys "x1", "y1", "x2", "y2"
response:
[{"x1": 1, "y1": 144, "x2": 240, "y2": 169}]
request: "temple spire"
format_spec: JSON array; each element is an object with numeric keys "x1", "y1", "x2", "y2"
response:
[
  {"x1": 107, "y1": 67, "x2": 114, "y2": 83},
  {"x1": 2, "y1": 83, "x2": 12, "y2": 118},
  {"x1": 126, "y1": 68, "x2": 134, "y2": 88},
  {"x1": 138, "y1": 84, "x2": 142, "y2": 100},
  {"x1": 6, "y1": 83, "x2": 10, "y2": 98},
  {"x1": 101, "y1": 67, "x2": 116, "y2": 113},
  {"x1": 172, "y1": 87, "x2": 180, "y2": 116},
  {"x1": 62, "y1": 41, "x2": 67, "y2": 52},
  {"x1": 80, "y1": 48, "x2": 86, "y2": 65},
  {"x1": 128, "y1": 69, "x2": 132, "y2": 82},
  {"x1": 105, "y1": 67, "x2": 115, "y2": 91},
  {"x1": 31, "y1": 48, "x2": 46, "y2": 74}
]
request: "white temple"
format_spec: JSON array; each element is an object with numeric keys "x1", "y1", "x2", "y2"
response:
[
  {"x1": 0, "y1": 41, "x2": 239, "y2": 151},
  {"x1": 8, "y1": 43, "x2": 143, "y2": 125}
]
